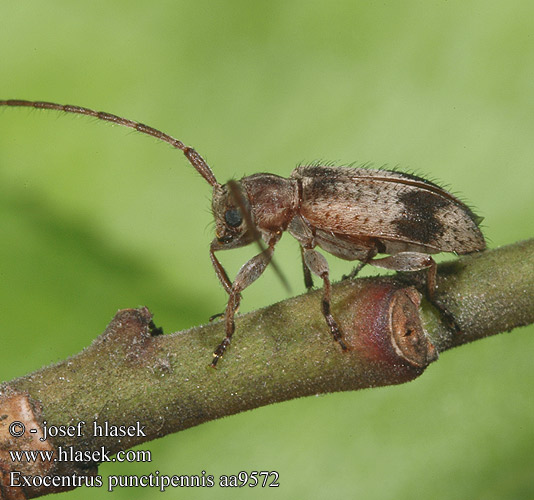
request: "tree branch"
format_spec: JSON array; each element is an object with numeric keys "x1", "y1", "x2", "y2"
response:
[{"x1": 1, "y1": 239, "x2": 533, "y2": 498}]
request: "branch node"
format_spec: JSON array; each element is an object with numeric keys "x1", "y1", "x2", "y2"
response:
[{"x1": 390, "y1": 288, "x2": 438, "y2": 367}]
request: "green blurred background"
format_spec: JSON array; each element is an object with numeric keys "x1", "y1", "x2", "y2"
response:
[{"x1": 1, "y1": 1, "x2": 533, "y2": 498}]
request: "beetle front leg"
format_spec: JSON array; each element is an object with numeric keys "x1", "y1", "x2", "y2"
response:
[
  {"x1": 211, "y1": 245, "x2": 275, "y2": 367},
  {"x1": 302, "y1": 247, "x2": 347, "y2": 351},
  {"x1": 208, "y1": 245, "x2": 236, "y2": 322},
  {"x1": 207, "y1": 254, "x2": 231, "y2": 320},
  {"x1": 210, "y1": 245, "x2": 233, "y2": 295}
]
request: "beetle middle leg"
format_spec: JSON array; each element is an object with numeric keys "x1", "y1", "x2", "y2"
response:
[
  {"x1": 302, "y1": 247, "x2": 348, "y2": 351},
  {"x1": 210, "y1": 244, "x2": 276, "y2": 367},
  {"x1": 300, "y1": 245, "x2": 314, "y2": 290}
]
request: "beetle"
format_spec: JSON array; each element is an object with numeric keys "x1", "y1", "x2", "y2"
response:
[{"x1": 0, "y1": 99, "x2": 486, "y2": 366}]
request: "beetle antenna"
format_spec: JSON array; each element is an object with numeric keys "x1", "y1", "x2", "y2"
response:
[{"x1": 0, "y1": 99, "x2": 220, "y2": 188}]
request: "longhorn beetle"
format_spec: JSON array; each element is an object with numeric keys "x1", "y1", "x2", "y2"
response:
[{"x1": 0, "y1": 99, "x2": 486, "y2": 366}]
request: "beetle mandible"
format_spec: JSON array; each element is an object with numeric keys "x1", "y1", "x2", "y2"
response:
[{"x1": 0, "y1": 100, "x2": 486, "y2": 366}]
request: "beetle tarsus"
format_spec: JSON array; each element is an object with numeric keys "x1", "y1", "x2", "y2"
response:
[
  {"x1": 211, "y1": 338, "x2": 231, "y2": 367},
  {"x1": 324, "y1": 308, "x2": 348, "y2": 350},
  {"x1": 327, "y1": 318, "x2": 348, "y2": 350},
  {"x1": 322, "y1": 296, "x2": 348, "y2": 350},
  {"x1": 209, "y1": 312, "x2": 224, "y2": 322}
]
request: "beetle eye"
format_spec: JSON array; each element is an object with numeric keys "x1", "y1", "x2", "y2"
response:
[{"x1": 224, "y1": 208, "x2": 242, "y2": 228}]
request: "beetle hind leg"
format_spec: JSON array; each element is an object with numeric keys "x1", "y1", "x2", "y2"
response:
[
  {"x1": 370, "y1": 252, "x2": 467, "y2": 336},
  {"x1": 368, "y1": 252, "x2": 437, "y2": 298},
  {"x1": 302, "y1": 247, "x2": 347, "y2": 351}
]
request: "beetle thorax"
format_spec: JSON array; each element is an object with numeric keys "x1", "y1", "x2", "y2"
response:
[{"x1": 241, "y1": 173, "x2": 299, "y2": 232}]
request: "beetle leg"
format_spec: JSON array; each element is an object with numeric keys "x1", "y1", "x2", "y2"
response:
[
  {"x1": 210, "y1": 244, "x2": 233, "y2": 295},
  {"x1": 211, "y1": 245, "x2": 276, "y2": 367},
  {"x1": 208, "y1": 312, "x2": 224, "y2": 322},
  {"x1": 300, "y1": 245, "x2": 314, "y2": 290},
  {"x1": 208, "y1": 245, "x2": 236, "y2": 321},
  {"x1": 341, "y1": 248, "x2": 376, "y2": 281},
  {"x1": 302, "y1": 247, "x2": 347, "y2": 351},
  {"x1": 341, "y1": 261, "x2": 366, "y2": 281},
  {"x1": 368, "y1": 252, "x2": 437, "y2": 299},
  {"x1": 426, "y1": 259, "x2": 437, "y2": 300}
]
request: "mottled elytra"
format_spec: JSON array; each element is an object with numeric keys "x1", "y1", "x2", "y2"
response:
[{"x1": 0, "y1": 99, "x2": 486, "y2": 366}]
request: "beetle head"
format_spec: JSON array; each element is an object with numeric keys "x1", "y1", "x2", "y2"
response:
[{"x1": 211, "y1": 182, "x2": 256, "y2": 249}]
